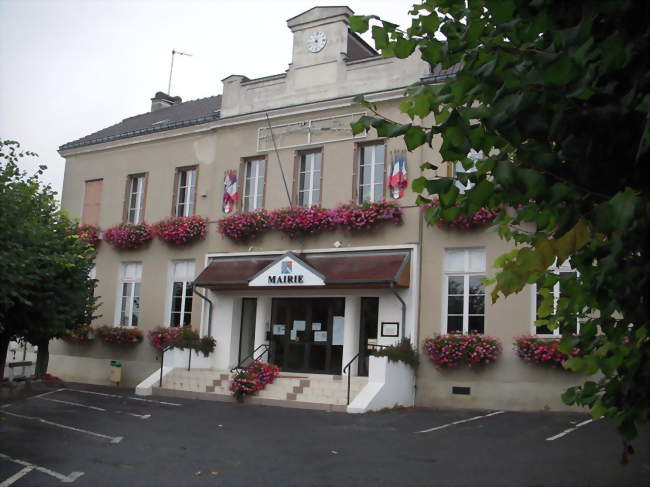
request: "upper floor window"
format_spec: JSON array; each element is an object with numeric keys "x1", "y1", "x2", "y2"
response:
[
  {"x1": 125, "y1": 174, "x2": 146, "y2": 223},
  {"x1": 174, "y1": 167, "x2": 197, "y2": 217},
  {"x1": 117, "y1": 262, "x2": 142, "y2": 327},
  {"x1": 531, "y1": 262, "x2": 579, "y2": 336},
  {"x1": 443, "y1": 248, "x2": 486, "y2": 334},
  {"x1": 358, "y1": 143, "x2": 385, "y2": 203},
  {"x1": 242, "y1": 158, "x2": 266, "y2": 212},
  {"x1": 169, "y1": 260, "x2": 195, "y2": 327},
  {"x1": 296, "y1": 150, "x2": 322, "y2": 207},
  {"x1": 82, "y1": 179, "x2": 103, "y2": 226}
]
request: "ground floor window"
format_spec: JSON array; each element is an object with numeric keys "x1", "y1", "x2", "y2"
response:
[
  {"x1": 118, "y1": 262, "x2": 142, "y2": 327},
  {"x1": 443, "y1": 248, "x2": 486, "y2": 334},
  {"x1": 169, "y1": 260, "x2": 195, "y2": 327}
]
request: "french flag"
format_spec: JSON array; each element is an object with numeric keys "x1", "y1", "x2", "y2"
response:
[
  {"x1": 223, "y1": 170, "x2": 238, "y2": 213},
  {"x1": 389, "y1": 153, "x2": 408, "y2": 199}
]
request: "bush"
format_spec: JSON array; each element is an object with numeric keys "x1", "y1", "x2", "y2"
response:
[
  {"x1": 513, "y1": 335, "x2": 578, "y2": 367},
  {"x1": 96, "y1": 325, "x2": 143, "y2": 345},
  {"x1": 423, "y1": 333, "x2": 501, "y2": 369},
  {"x1": 175, "y1": 327, "x2": 216, "y2": 357},
  {"x1": 103, "y1": 223, "x2": 153, "y2": 249},
  {"x1": 155, "y1": 216, "x2": 208, "y2": 246},
  {"x1": 372, "y1": 337, "x2": 419, "y2": 368}
]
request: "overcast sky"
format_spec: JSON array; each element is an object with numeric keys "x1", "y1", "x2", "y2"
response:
[{"x1": 0, "y1": 0, "x2": 414, "y2": 197}]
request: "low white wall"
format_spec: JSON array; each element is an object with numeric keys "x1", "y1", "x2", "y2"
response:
[
  {"x1": 165, "y1": 348, "x2": 220, "y2": 369},
  {"x1": 348, "y1": 356, "x2": 415, "y2": 413},
  {"x1": 48, "y1": 354, "x2": 159, "y2": 387}
]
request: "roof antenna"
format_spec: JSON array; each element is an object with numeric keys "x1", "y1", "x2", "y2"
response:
[
  {"x1": 167, "y1": 49, "x2": 192, "y2": 95},
  {"x1": 265, "y1": 112, "x2": 293, "y2": 208}
]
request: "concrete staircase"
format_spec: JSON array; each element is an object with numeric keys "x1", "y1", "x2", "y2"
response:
[{"x1": 156, "y1": 368, "x2": 368, "y2": 411}]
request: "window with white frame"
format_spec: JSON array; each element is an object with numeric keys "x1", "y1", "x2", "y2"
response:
[
  {"x1": 243, "y1": 158, "x2": 265, "y2": 211},
  {"x1": 358, "y1": 143, "x2": 385, "y2": 202},
  {"x1": 169, "y1": 260, "x2": 195, "y2": 327},
  {"x1": 126, "y1": 175, "x2": 145, "y2": 223},
  {"x1": 453, "y1": 149, "x2": 481, "y2": 194},
  {"x1": 117, "y1": 262, "x2": 142, "y2": 327},
  {"x1": 443, "y1": 248, "x2": 486, "y2": 334},
  {"x1": 531, "y1": 262, "x2": 579, "y2": 336},
  {"x1": 297, "y1": 151, "x2": 321, "y2": 206},
  {"x1": 175, "y1": 167, "x2": 197, "y2": 217}
]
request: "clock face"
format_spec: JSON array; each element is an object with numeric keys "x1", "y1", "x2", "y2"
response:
[{"x1": 307, "y1": 31, "x2": 327, "y2": 53}]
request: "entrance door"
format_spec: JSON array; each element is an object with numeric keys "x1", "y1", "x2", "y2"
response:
[
  {"x1": 270, "y1": 298, "x2": 344, "y2": 374},
  {"x1": 358, "y1": 297, "x2": 379, "y2": 376},
  {"x1": 238, "y1": 298, "x2": 257, "y2": 365}
]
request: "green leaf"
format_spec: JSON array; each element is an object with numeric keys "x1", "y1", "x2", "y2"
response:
[
  {"x1": 491, "y1": 0, "x2": 516, "y2": 23},
  {"x1": 395, "y1": 37, "x2": 418, "y2": 58},
  {"x1": 404, "y1": 126, "x2": 427, "y2": 150},
  {"x1": 591, "y1": 402, "x2": 606, "y2": 419},
  {"x1": 349, "y1": 15, "x2": 376, "y2": 33},
  {"x1": 543, "y1": 56, "x2": 576, "y2": 86},
  {"x1": 467, "y1": 179, "x2": 494, "y2": 207}
]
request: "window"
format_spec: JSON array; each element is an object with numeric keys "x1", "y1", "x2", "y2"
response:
[
  {"x1": 531, "y1": 263, "x2": 579, "y2": 336},
  {"x1": 174, "y1": 167, "x2": 197, "y2": 217},
  {"x1": 169, "y1": 260, "x2": 195, "y2": 327},
  {"x1": 443, "y1": 248, "x2": 486, "y2": 334},
  {"x1": 296, "y1": 151, "x2": 322, "y2": 206},
  {"x1": 117, "y1": 262, "x2": 142, "y2": 327},
  {"x1": 358, "y1": 143, "x2": 385, "y2": 202},
  {"x1": 242, "y1": 158, "x2": 266, "y2": 211},
  {"x1": 82, "y1": 179, "x2": 103, "y2": 226},
  {"x1": 125, "y1": 174, "x2": 146, "y2": 223},
  {"x1": 452, "y1": 149, "x2": 481, "y2": 194}
]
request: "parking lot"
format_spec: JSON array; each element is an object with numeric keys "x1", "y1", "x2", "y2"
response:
[{"x1": 1, "y1": 382, "x2": 648, "y2": 486}]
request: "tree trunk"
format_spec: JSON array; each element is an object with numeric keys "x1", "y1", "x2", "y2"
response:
[
  {"x1": 0, "y1": 335, "x2": 10, "y2": 380},
  {"x1": 34, "y1": 339, "x2": 50, "y2": 378}
]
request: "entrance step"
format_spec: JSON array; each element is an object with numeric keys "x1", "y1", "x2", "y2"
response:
[{"x1": 155, "y1": 368, "x2": 368, "y2": 410}]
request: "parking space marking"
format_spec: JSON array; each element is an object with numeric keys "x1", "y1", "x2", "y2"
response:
[
  {"x1": 546, "y1": 418, "x2": 599, "y2": 441},
  {"x1": 1, "y1": 410, "x2": 123, "y2": 443},
  {"x1": 0, "y1": 466, "x2": 33, "y2": 487},
  {"x1": 33, "y1": 388, "x2": 67, "y2": 399},
  {"x1": 33, "y1": 396, "x2": 151, "y2": 419},
  {"x1": 0, "y1": 452, "x2": 84, "y2": 484},
  {"x1": 415, "y1": 410, "x2": 506, "y2": 434},
  {"x1": 65, "y1": 388, "x2": 181, "y2": 406}
]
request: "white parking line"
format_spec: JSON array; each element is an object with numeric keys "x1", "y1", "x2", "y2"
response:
[
  {"x1": 416, "y1": 411, "x2": 506, "y2": 434},
  {"x1": 546, "y1": 418, "x2": 599, "y2": 441},
  {"x1": 33, "y1": 388, "x2": 67, "y2": 399},
  {"x1": 0, "y1": 452, "x2": 83, "y2": 484},
  {"x1": 1, "y1": 410, "x2": 123, "y2": 443},
  {"x1": 0, "y1": 466, "x2": 33, "y2": 487},
  {"x1": 65, "y1": 388, "x2": 181, "y2": 406},
  {"x1": 33, "y1": 396, "x2": 151, "y2": 419}
]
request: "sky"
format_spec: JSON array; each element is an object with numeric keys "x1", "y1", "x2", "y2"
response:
[{"x1": 0, "y1": 0, "x2": 415, "y2": 198}]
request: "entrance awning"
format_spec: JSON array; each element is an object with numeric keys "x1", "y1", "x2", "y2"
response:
[{"x1": 194, "y1": 250, "x2": 410, "y2": 290}]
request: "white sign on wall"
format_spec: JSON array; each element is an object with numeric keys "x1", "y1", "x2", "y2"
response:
[{"x1": 249, "y1": 252, "x2": 325, "y2": 287}]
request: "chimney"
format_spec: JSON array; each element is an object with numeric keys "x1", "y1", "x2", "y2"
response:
[{"x1": 151, "y1": 91, "x2": 182, "y2": 112}]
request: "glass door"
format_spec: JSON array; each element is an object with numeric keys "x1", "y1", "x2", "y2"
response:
[
  {"x1": 238, "y1": 298, "x2": 257, "y2": 365},
  {"x1": 358, "y1": 297, "x2": 379, "y2": 376}
]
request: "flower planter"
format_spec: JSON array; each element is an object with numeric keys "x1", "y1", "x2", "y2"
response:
[
  {"x1": 423, "y1": 333, "x2": 501, "y2": 370},
  {"x1": 155, "y1": 216, "x2": 208, "y2": 246},
  {"x1": 95, "y1": 325, "x2": 143, "y2": 345},
  {"x1": 423, "y1": 201, "x2": 499, "y2": 230},
  {"x1": 103, "y1": 223, "x2": 153, "y2": 250},
  {"x1": 76, "y1": 225, "x2": 101, "y2": 247},
  {"x1": 63, "y1": 325, "x2": 95, "y2": 344},
  {"x1": 513, "y1": 335, "x2": 577, "y2": 368},
  {"x1": 230, "y1": 361, "x2": 280, "y2": 401}
]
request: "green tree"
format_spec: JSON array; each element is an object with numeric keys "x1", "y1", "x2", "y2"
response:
[
  {"x1": 350, "y1": 0, "x2": 649, "y2": 454},
  {"x1": 0, "y1": 140, "x2": 98, "y2": 377}
]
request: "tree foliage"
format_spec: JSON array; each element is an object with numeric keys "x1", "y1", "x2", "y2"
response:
[
  {"x1": 351, "y1": 0, "x2": 649, "y2": 450},
  {"x1": 0, "y1": 140, "x2": 98, "y2": 377}
]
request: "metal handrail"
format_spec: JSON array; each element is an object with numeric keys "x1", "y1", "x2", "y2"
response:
[
  {"x1": 342, "y1": 344, "x2": 388, "y2": 405},
  {"x1": 231, "y1": 344, "x2": 270, "y2": 372}
]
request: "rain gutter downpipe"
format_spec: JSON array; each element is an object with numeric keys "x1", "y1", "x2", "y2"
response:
[
  {"x1": 389, "y1": 281, "x2": 407, "y2": 339},
  {"x1": 193, "y1": 286, "x2": 214, "y2": 337}
]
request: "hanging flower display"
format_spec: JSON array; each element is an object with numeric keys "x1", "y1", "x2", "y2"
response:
[
  {"x1": 155, "y1": 216, "x2": 208, "y2": 246},
  {"x1": 513, "y1": 335, "x2": 579, "y2": 367},
  {"x1": 62, "y1": 325, "x2": 95, "y2": 344},
  {"x1": 423, "y1": 333, "x2": 502, "y2": 370},
  {"x1": 423, "y1": 200, "x2": 499, "y2": 230},
  {"x1": 267, "y1": 206, "x2": 336, "y2": 238},
  {"x1": 76, "y1": 225, "x2": 101, "y2": 248},
  {"x1": 332, "y1": 201, "x2": 403, "y2": 231},
  {"x1": 96, "y1": 325, "x2": 143, "y2": 345},
  {"x1": 148, "y1": 327, "x2": 183, "y2": 351},
  {"x1": 229, "y1": 360, "x2": 280, "y2": 401},
  {"x1": 217, "y1": 209, "x2": 271, "y2": 242},
  {"x1": 103, "y1": 223, "x2": 153, "y2": 249}
]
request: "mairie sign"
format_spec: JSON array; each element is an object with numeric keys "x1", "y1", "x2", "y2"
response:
[{"x1": 248, "y1": 253, "x2": 325, "y2": 287}]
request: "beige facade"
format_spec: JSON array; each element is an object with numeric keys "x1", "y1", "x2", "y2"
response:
[{"x1": 54, "y1": 6, "x2": 582, "y2": 411}]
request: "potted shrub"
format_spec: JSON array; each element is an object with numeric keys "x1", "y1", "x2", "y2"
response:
[
  {"x1": 155, "y1": 215, "x2": 208, "y2": 246},
  {"x1": 103, "y1": 223, "x2": 153, "y2": 249},
  {"x1": 372, "y1": 337, "x2": 419, "y2": 368},
  {"x1": 513, "y1": 335, "x2": 578, "y2": 368},
  {"x1": 96, "y1": 325, "x2": 143, "y2": 345},
  {"x1": 423, "y1": 332, "x2": 501, "y2": 369},
  {"x1": 229, "y1": 360, "x2": 280, "y2": 402}
]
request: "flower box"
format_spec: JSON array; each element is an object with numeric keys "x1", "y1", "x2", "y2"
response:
[
  {"x1": 331, "y1": 201, "x2": 403, "y2": 232},
  {"x1": 76, "y1": 225, "x2": 101, "y2": 247},
  {"x1": 423, "y1": 333, "x2": 501, "y2": 369},
  {"x1": 103, "y1": 223, "x2": 153, "y2": 250},
  {"x1": 96, "y1": 325, "x2": 143, "y2": 345},
  {"x1": 63, "y1": 325, "x2": 94, "y2": 344},
  {"x1": 155, "y1": 216, "x2": 208, "y2": 246},
  {"x1": 267, "y1": 206, "x2": 336, "y2": 238},
  {"x1": 513, "y1": 335, "x2": 577, "y2": 367},
  {"x1": 218, "y1": 209, "x2": 270, "y2": 242},
  {"x1": 424, "y1": 201, "x2": 498, "y2": 230},
  {"x1": 148, "y1": 327, "x2": 183, "y2": 351}
]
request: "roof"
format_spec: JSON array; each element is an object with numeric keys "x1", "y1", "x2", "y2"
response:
[
  {"x1": 59, "y1": 95, "x2": 222, "y2": 151},
  {"x1": 193, "y1": 250, "x2": 411, "y2": 290}
]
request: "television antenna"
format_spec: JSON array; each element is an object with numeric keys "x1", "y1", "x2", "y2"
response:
[{"x1": 167, "y1": 49, "x2": 192, "y2": 95}]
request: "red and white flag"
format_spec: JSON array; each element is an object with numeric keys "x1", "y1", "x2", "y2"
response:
[
  {"x1": 389, "y1": 153, "x2": 408, "y2": 199},
  {"x1": 223, "y1": 170, "x2": 238, "y2": 213}
]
